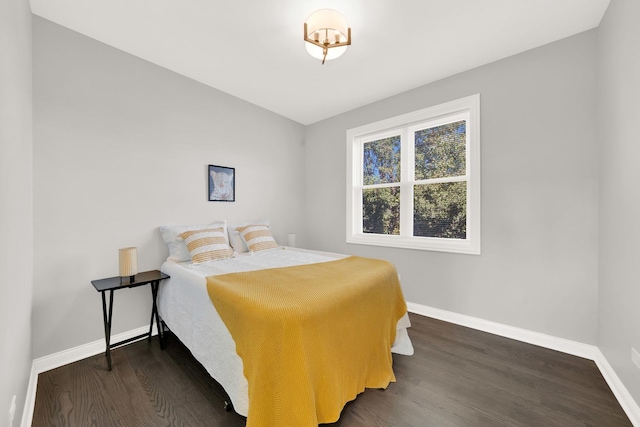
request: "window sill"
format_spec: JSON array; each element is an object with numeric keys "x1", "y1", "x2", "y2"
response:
[{"x1": 346, "y1": 234, "x2": 480, "y2": 255}]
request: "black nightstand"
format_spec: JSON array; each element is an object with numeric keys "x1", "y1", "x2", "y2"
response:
[{"x1": 91, "y1": 270, "x2": 170, "y2": 371}]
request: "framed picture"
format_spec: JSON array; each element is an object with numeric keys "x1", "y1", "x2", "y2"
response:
[{"x1": 208, "y1": 165, "x2": 235, "y2": 202}]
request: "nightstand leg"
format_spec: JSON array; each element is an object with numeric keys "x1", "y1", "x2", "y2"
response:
[
  {"x1": 149, "y1": 281, "x2": 164, "y2": 349},
  {"x1": 101, "y1": 290, "x2": 114, "y2": 371}
]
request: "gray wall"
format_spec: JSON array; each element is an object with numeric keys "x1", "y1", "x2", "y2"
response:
[
  {"x1": 305, "y1": 31, "x2": 600, "y2": 345},
  {"x1": 32, "y1": 17, "x2": 306, "y2": 358},
  {"x1": 0, "y1": 0, "x2": 33, "y2": 425},
  {"x1": 597, "y1": 0, "x2": 640, "y2": 404}
]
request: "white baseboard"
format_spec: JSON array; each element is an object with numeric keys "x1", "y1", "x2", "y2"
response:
[
  {"x1": 407, "y1": 301, "x2": 640, "y2": 426},
  {"x1": 593, "y1": 349, "x2": 640, "y2": 426},
  {"x1": 406, "y1": 302, "x2": 599, "y2": 359},
  {"x1": 21, "y1": 325, "x2": 157, "y2": 427},
  {"x1": 20, "y1": 365, "x2": 38, "y2": 427}
]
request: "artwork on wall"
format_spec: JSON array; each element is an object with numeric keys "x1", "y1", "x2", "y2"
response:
[{"x1": 208, "y1": 165, "x2": 235, "y2": 202}]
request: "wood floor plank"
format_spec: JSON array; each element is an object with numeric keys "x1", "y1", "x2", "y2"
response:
[{"x1": 32, "y1": 313, "x2": 632, "y2": 426}]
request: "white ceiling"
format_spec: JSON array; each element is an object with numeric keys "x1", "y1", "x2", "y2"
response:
[{"x1": 30, "y1": 0, "x2": 610, "y2": 125}]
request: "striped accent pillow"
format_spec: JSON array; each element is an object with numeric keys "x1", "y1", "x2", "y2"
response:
[
  {"x1": 236, "y1": 224, "x2": 278, "y2": 252},
  {"x1": 179, "y1": 228, "x2": 233, "y2": 264}
]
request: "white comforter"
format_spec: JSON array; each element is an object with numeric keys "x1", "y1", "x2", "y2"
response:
[{"x1": 158, "y1": 247, "x2": 413, "y2": 416}]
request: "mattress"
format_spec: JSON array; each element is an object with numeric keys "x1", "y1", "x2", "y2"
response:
[{"x1": 158, "y1": 247, "x2": 413, "y2": 417}]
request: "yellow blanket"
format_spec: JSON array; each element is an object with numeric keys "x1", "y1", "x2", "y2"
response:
[{"x1": 206, "y1": 255, "x2": 407, "y2": 427}]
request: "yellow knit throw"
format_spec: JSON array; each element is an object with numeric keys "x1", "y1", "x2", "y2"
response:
[{"x1": 206, "y1": 256, "x2": 407, "y2": 427}]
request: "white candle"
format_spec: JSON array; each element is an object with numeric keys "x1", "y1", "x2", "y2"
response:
[{"x1": 119, "y1": 247, "x2": 138, "y2": 278}]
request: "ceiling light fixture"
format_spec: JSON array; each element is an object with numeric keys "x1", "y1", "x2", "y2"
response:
[{"x1": 304, "y1": 9, "x2": 351, "y2": 65}]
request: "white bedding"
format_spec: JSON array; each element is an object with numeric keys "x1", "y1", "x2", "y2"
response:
[{"x1": 158, "y1": 247, "x2": 414, "y2": 417}]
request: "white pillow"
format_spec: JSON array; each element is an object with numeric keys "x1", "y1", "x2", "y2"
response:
[
  {"x1": 159, "y1": 221, "x2": 227, "y2": 262},
  {"x1": 227, "y1": 219, "x2": 269, "y2": 253}
]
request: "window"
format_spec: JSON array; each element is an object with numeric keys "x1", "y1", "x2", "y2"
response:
[{"x1": 346, "y1": 94, "x2": 480, "y2": 254}]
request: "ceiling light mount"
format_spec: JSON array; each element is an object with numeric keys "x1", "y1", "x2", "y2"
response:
[{"x1": 304, "y1": 9, "x2": 351, "y2": 65}]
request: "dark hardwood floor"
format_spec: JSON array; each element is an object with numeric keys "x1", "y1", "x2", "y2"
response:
[{"x1": 32, "y1": 313, "x2": 632, "y2": 426}]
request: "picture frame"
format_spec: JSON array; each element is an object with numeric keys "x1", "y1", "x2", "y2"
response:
[{"x1": 208, "y1": 165, "x2": 235, "y2": 202}]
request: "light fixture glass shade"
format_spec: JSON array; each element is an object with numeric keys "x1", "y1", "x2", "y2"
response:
[
  {"x1": 304, "y1": 9, "x2": 351, "y2": 62},
  {"x1": 305, "y1": 9, "x2": 349, "y2": 36},
  {"x1": 119, "y1": 247, "x2": 138, "y2": 278}
]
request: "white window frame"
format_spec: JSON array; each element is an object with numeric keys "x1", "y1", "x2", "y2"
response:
[{"x1": 346, "y1": 94, "x2": 481, "y2": 254}]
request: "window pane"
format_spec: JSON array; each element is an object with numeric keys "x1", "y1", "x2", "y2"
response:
[
  {"x1": 414, "y1": 182, "x2": 466, "y2": 238},
  {"x1": 363, "y1": 136, "x2": 401, "y2": 185},
  {"x1": 415, "y1": 120, "x2": 466, "y2": 180},
  {"x1": 363, "y1": 187, "x2": 400, "y2": 235}
]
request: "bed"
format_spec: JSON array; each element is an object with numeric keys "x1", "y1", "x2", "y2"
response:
[{"x1": 158, "y1": 233, "x2": 413, "y2": 427}]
